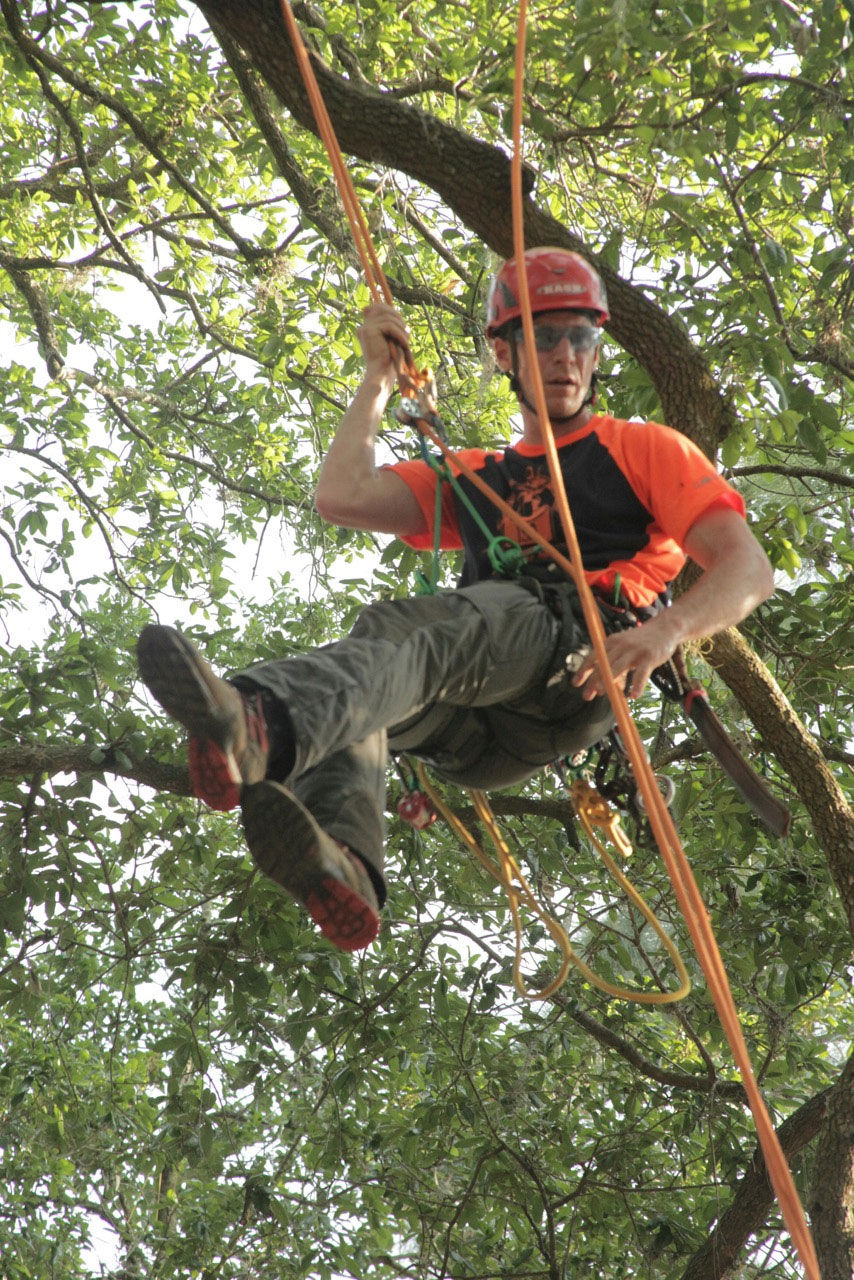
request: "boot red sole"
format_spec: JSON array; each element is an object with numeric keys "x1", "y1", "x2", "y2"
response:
[
  {"x1": 241, "y1": 781, "x2": 380, "y2": 952},
  {"x1": 188, "y1": 737, "x2": 241, "y2": 811},
  {"x1": 306, "y1": 880, "x2": 380, "y2": 952}
]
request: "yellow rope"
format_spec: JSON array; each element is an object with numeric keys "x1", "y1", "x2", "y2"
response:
[{"x1": 414, "y1": 763, "x2": 690, "y2": 1005}]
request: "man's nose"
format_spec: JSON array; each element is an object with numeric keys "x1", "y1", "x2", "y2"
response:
[{"x1": 550, "y1": 334, "x2": 579, "y2": 360}]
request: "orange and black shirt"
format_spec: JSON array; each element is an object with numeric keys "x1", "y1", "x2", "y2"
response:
[{"x1": 387, "y1": 414, "x2": 745, "y2": 608}]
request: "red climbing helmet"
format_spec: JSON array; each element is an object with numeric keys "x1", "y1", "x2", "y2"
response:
[{"x1": 485, "y1": 246, "x2": 609, "y2": 336}]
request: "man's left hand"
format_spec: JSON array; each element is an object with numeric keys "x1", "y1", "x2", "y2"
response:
[{"x1": 572, "y1": 612, "x2": 681, "y2": 701}]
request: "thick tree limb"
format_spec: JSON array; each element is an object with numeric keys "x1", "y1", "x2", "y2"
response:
[
  {"x1": 705, "y1": 628, "x2": 854, "y2": 936},
  {"x1": 810, "y1": 1048, "x2": 854, "y2": 1280},
  {"x1": 0, "y1": 743, "x2": 192, "y2": 798},
  {"x1": 195, "y1": 0, "x2": 735, "y2": 456},
  {"x1": 678, "y1": 1087, "x2": 830, "y2": 1280}
]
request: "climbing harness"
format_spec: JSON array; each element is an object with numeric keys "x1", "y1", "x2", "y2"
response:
[
  {"x1": 278, "y1": 2, "x2": 817, "y2": 1271},
  {"x1": 592, "y1": 729, "x2": 675, "y2": 834},
  {"x1": 595, "y1": 592, "x2": 790, "y2": 837}
]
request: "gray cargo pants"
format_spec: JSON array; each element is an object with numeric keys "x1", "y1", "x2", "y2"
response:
[{"x1": 234, "y1": 578, "x2": 614, "y2": 898}]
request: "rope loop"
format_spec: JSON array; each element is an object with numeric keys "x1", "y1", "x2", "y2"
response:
[
  {"x1": 486, "y1": 535, "x2": 526, "y2": 577},
  {"x1": 415, "y1": 763, "x2": 690, "y2": 1006}
]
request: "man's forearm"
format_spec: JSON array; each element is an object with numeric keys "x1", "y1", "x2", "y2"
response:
[
  {"x1": 658, "y1": 552, "x2": 773, "y2": 651},
  {"x1": 314, "y1": 373, "x2": 392, "y2": 523},
  {"x1": 669, "y1": 508, "x2": 775, "y2": 643},
  {"x1": 575, "y1": 510, "x2": 775, "y2": 699}
]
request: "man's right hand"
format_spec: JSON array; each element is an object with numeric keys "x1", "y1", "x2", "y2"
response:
[
  {"x1": 356, "y1": 302, "x2": 412, "y2": 389},
  {"x1": 313, "y1": 302, "x2": 428, "y2": 540}
]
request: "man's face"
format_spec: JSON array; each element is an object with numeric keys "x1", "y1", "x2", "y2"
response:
[{"x1": 493, "y1": 310, "x2": 601, "y2": 422}]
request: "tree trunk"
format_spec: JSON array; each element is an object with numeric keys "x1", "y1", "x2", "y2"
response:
[
  {"x1": 810, "y1": 1048, "x2": 854, "y2": 1280},
  {"x1": 679, "y1": 1089, "x2": 829, "y2": 1280},
  {"x1": 706, "y1": 627, "x2": 854, "y2": 937}
]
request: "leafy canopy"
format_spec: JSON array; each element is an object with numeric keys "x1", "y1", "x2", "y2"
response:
[{"x1": 0, "y1": 1, "x2": 851, "y2": 1278}]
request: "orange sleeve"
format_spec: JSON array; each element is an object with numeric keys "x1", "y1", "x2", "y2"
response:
[
  {"x1": 382, "y1": 458, "x2": 463, "y2": 550},
  {"x1": 687, "y1": 490, "x2": 745, "y2": 528},
  {"x1": 610, "y1": 421, "x2": 745, "y2": 545}
]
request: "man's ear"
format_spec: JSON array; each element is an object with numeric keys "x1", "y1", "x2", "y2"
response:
[{"x1": 491, "y1": 336, "x2": 512, "y2": 373}]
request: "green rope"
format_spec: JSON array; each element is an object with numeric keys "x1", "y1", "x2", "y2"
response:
[
  {"x1": 414, "y1": 465, "x2": 445, "y2": 594},
  {"x1": 415, "y1": 436, "x2": 529, "y2": 589}
]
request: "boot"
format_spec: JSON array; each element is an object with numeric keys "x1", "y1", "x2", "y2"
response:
[
  {"x1": 137, "y1": 624, "x2": 268, "y2": 810},
  {"x1": 241, "y1": 780, "x2": 380, "y2": 952}
]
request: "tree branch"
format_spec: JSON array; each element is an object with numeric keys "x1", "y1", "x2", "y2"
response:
[
  {"x1": 0, "y1": 742, "x2": 192, "y2": 798},
  {"x1": 0, "y1": 254, "x2": 67, "y2": 379},
  {"x1": 705, "y1": 628, "x2": 854, "y2": 937},
  {"x1": 0, "y1": 0, "x2": 265, "y2": 263},
  {"x1": 195, "y1": 0, "x2": 737, "y2": 455},
  {"x1": 0, "y1": 250, "x2": 303, "y2": 509},
  {"x1": 211, "y1": 18, "x2": 354, "y2": 259},
  {"x1": 732, "y1": 463, "x2": 854, "y2": 490},
  {"x1": 679, "y1": 1087, "x2": 830, "y2": 1280},
  {"x1": 810, "y1": 1048, "x2": 854, "y2": 1280},
  {"x1": 212, "y1": 22, "x2": 476, "y2": 325},
  {"x1": 552, "y1": 995, "x2": 747, "y2": 1100}
]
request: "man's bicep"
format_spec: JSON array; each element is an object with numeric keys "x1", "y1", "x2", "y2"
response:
[
  {"x1": 683, "y1": 506, "x2": 771, "y2": 577},
  {"x1": 315, "y1": 467, "x2": 429, "y2": 538},
  {"x1": 368, "y1": 469, "x2": 430, "y2": 537}
]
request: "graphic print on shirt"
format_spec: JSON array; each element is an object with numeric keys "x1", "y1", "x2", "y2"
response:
[
  {"x1": 499, "y1": 464, "x2": 555, "y2": 545},
  {"x1": 456, "y1": 435, "x2": 655, "y2": 588}
]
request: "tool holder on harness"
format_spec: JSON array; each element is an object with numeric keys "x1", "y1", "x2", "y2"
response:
[{"x1": 651, "y1": 649, "x2": 791, "y2": 839}]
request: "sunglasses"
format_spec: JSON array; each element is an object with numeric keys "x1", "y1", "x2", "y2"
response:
[{"x1": 515, "y1": 322, "x2": 601, "y2": 353}]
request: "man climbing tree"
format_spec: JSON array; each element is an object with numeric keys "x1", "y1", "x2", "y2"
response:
[{"x1": 137, "y1": 248, "x2": 774, "y2": 953}]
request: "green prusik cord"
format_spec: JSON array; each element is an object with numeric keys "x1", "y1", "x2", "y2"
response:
[
  {"x1": 414, "y1": 467, "x2": 445, "y2": 595},
  {"x1": 415, "y1": 437, "x2": 529, "y2": 586}
]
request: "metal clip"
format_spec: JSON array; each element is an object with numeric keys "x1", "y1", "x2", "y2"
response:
[{"x1": 395, "y1": 396, "x2": 423, "y2": 424}]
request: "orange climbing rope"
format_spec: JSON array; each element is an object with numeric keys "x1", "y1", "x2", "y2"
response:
[
  {"x1": 278, "y1": 0, "x2": 389, "y2": 304},
  {"x1": 277, "y1": 0, "x2": 437, "y2": 420},
  {"x1": 508, "y1": 4, "x2": 819, "y2": 1276},
  {"x1": 278, "y1": 2, "x2": 819, "y2": 1273}
]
